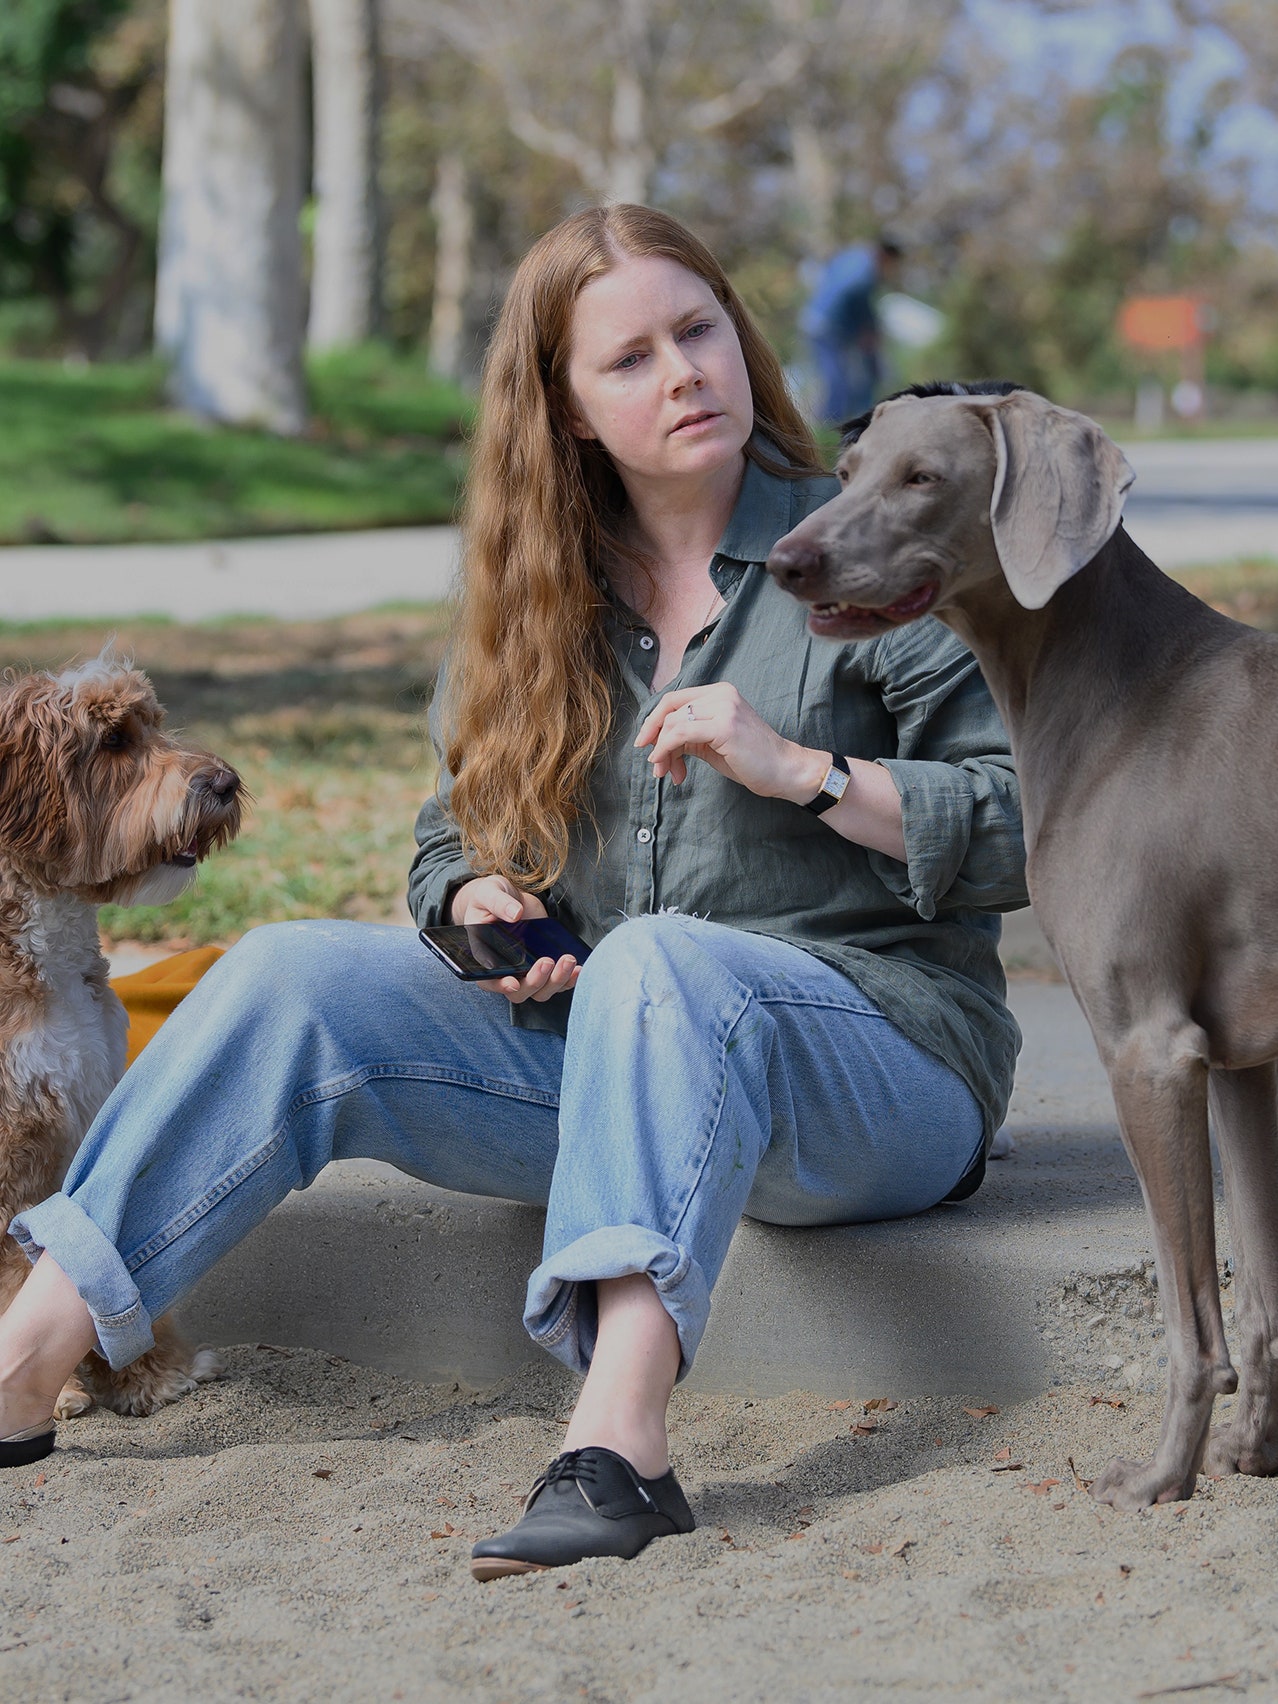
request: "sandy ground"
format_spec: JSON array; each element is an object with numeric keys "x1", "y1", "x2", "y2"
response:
[{"x1": 4, "y1": 1322, "x2": 1278, "y2": 1704}]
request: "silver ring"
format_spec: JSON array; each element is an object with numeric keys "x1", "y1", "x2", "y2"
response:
[{"x1": 685, "y1": 704, "x2": 697, "y2": 721}]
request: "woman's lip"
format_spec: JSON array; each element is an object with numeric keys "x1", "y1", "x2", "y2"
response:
[{"x1": 670, "y1": 411, "x2": 721, "y2": 433}]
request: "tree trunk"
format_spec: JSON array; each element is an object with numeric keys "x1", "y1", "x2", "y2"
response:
[
  {"x1": 789, "y1": 113, "x2": 837, "y2": 262},
  {"x1": 427, "y1": 151, "x2": 473, "y2": 382},
  {"x1": 155, "y1": 0, "x2": 307, "y2": 434},
  {"x1": 307, "y1": 0, "x2": 384, "y2": 350}
]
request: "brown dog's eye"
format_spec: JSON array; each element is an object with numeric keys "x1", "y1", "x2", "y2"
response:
[{"x1": 101, "y1": 729, "x2": 128, "y2": 751}]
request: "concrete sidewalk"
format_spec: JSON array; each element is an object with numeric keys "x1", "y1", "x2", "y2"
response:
[
  {"x1": 165, "y1": 968, "x2": 1174, "y2": 1403},
  {"x1": 2, "y1": 435, "x2": 1274, "y2": 625}
]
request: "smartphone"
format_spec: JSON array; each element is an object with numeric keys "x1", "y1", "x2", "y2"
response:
[{"x1": 417, "y1": 916, "x2": 592, "y2": 982}]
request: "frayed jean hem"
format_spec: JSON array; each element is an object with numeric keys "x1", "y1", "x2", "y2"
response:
[
  {"x1": 9, "y1": 1192, "x2": 157, "y2": 1370},
  {"x1": 523, "y1": 1225, "x2": 711, "y2": 1382}
]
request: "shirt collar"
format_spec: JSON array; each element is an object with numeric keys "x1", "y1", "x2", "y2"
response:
[{"x1": 713, "y1": 444, "x2": 801, "y2": 567}]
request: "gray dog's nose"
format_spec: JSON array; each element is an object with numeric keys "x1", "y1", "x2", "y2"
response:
[{"x1": 766, "y1": 536, "x2": 826, "y2": 599}]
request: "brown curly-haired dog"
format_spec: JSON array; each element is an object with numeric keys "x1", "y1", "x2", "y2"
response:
[{"x1": 0, "y1": 652, "x2": 243, "y2": 1418}]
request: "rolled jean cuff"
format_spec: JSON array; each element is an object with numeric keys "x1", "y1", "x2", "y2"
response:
[
  {"x1": 8, "y1": 1193, "x2": 156, "y2": 1370},
  {"x1": 523, "y1": 1226, "x2": 711, "y2": 1382}
]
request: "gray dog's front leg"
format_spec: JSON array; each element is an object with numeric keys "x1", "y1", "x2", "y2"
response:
[
  {"x1": 1091, "y1": 1026, "x2": 1236, "y2": 1509},
  {"x1": 1204, "y1": 1063, "x2": 1278, "y2": 1478}
]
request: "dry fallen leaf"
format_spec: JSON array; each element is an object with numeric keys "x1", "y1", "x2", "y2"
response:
[
  {"x1": 1089, "y1": 1394, "x2": 1126, "y2": 1410},
  {"x1": 436, "y1": 1496, "x2": 455, "y2": 1508},
  {"x1": 785, "y1": 1530, "x2": 807, "y2": 1541},
  {"x1": 994, "y1": 1447, "x2": 1012, "y2": 1461},
  {"x1": 1026, "y1": 1479, "x2": 1062, "y2": 1496},
  {"x1": 862, "y1": 1541, "x2": 884, "y2": 1555},
  {"x1": 864, "y1": 1398, "x2": 898, "y2": 1412},
  {"x1": 962, "y1": 1405, "x2": 1000, "y2": 1419},
  {"x1": 851, "y1": 1421, "x2": 878, "y2": 1436},
  {"x1": 313, "y1": 1468, "x2": 333, "y2": 1480},
  {"x1": 990, "y1": 1461, "x2": 1024, "y2": 1474},
  {"x1": 422, "y1": 1592, "x2": 439, "y2": 1603},
  {"x1": 797, "y1": 1505, "x2": 815, "y2": 1520},
  {"x1": 828, "y1": 1400, "x2": 853, "y2": 1411},
  {"x1": 840, "y1": 1569, "x2": 860, "y2": 1580},
  {"x1": 1067, "y1": 1456, "x2": 1093, "y2": 1492},
  {"x1": 1, "y1": 1535, "x2": 18, "y2": 1545},
  {"x1": 719, "y1": 1528, "x2": 734, "y2": 1545},
  {"x1": 429, "y1": 1523, "x2": 457, "y2": 1540},
  {"x1": 891, "y1": 1538, "x2": 915, "y2": 1558},
  {"x1": 33, "y1": 1474, "x2": 45, "y2": 1489}
]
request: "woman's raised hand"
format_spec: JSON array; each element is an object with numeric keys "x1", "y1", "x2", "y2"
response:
[
  {"x1": 448, "y1": 876, "x2": 583, "y2": 1005},
  {"x1": 635, "y1": 684, "x2": 825, "y2": 802}
]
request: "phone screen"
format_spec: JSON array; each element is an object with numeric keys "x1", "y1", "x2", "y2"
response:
[{"x1": 418, "y1": 917, "x2": 591, "y2": 981}]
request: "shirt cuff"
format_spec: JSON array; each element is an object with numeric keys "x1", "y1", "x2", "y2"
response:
[{"x1": 868, "y1": 758, "x2": 971, "y2": 922}]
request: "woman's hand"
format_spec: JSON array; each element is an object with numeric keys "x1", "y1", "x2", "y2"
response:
[
  {"x1": 635, "y1": 685, "x2": 827, "y2": 801},
  {"x1": 449, "y1": 876, "x2": 583, "y2": 1004},
  {"x1": 635, "y1": 685, "x2": 907, "y2": 858}
]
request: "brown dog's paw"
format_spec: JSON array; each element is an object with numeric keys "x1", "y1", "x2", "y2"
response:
[{"x1": 53, "y1": 1378, "x2": 95, "y2": 1421}]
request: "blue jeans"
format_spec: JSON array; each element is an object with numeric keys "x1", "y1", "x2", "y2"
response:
[{"x1": 10, "y1": 914, "x2": 983, "y2": 1379}]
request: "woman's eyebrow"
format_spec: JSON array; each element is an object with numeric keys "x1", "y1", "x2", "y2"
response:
[{"x1": 599, "y1": 303, "x2": 717, "y2": 361}]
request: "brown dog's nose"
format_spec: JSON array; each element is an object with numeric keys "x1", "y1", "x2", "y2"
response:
[
  {"x1": 766, "y1": 536, "x2": 827, "y2": 600},
  {"x1": 200, "y1": 765, "x2": 240, "y2": 800}
]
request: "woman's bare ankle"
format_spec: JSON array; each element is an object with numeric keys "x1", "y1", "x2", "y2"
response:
[{"x1": 560, "y1": 1415, "x2": 669, "y2": 1480}]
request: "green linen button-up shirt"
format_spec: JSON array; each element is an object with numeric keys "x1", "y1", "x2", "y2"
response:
[{"x1": 409, "y1": 454, "x2": 1029, "y2": 1149}]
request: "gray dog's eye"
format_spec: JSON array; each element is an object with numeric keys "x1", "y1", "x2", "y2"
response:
[
  {"x1": 101, "y1": 729, "x2": 128, "y2": 751},
  {"x1": 905, "y1": 470, "x2": 940, "y2": 487}
]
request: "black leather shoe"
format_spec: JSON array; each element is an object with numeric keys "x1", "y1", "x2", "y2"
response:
[
  {"x1": 470, "y1": 1447, "x2": 695, "y2": 1580},
  {"x1": 0, "y1": 1421, "x2": 56, "y2": 1470}
]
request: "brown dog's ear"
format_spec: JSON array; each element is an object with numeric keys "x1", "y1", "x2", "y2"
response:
[{"x1": 984, "y1": 392, "x2": 1135, "y2": 610}]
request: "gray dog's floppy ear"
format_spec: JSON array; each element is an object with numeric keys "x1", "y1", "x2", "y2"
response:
[{"x1": 984, "y1": 392, "x2": 1135, "y2": 610}]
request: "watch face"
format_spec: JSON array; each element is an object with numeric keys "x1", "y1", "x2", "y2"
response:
[{"x1": 823, "y1": 766, "x2": 850, "y2": 802}]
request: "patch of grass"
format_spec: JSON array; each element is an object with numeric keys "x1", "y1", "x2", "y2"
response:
[
  {"x1": 1173, "y1": 558, "x2": 1278, "y2": 630},
  {"x1": 0, "y1": 608, "x2": 452, "y2": 946},
  {"x1": 0, "y1": 348, "x2": 472, "y2": 546}
]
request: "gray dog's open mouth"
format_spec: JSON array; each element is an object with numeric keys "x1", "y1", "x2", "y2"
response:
[
  {"x1": 164, "y1": 838, "x2": 200, "y2": 868},
  {"x1": 806, "y1": 580, "x2": 939, "y2": 637}
]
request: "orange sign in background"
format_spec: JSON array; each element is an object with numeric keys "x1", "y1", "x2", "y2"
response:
[{"x1": 1117, "y1": 295, "x2": 1207, "y2": 353}]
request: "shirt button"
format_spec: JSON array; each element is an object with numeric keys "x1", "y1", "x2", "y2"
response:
[
  {"x1": 638, "y1": 635, "x2": 655, "y2": 650},
  {"x1": 636, "y1": 827, "x2": 653, "y2": 843}
]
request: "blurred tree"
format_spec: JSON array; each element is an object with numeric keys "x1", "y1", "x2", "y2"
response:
[
  {"x1": 398, "y1": 0, "x2": 805, "y2": 206},
  {"x1": 154, "y1": 0, "x2": 308, "y2": 432},
  {"x1": 0, "y1": 0, "x2": 163, "y2": 356},
  {"x1": 912, "y1": 34, "x2": 1236, "y2": 404},
  {"x1": 1171, "y1": 0, "x2": 1278, "y2": 112},
  {"x1": 307, "y1": 0, "x2": 385, "y2": 350}
]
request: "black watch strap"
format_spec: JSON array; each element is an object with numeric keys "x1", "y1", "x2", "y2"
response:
[{"x1": 802, "y1": 752, "x2": 851, "y2": 814}]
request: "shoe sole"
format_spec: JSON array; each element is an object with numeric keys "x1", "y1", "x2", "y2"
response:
[{"x1": 470, "y1": 1555, "x2": 555, "y2": 1582}]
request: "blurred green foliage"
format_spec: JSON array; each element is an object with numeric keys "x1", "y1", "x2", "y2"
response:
[{"x1": 0, "y1": 346, "x2": 471, "y2": 543}]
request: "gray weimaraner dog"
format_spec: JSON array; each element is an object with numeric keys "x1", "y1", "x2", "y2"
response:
[{"x1": 766, "y1": 386, "x2": 1278, "y2": 1510}]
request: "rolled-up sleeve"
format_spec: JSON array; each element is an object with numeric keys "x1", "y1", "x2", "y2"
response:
[{"x1": 861, "y1": 622, "x2": 1028, "y2": 921}]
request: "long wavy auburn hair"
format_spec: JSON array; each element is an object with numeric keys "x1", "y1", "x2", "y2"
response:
[{"x1": 441, "y1": 203, "x2": 825, "y2": 892}]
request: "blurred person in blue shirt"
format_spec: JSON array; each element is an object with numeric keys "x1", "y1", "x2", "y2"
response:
[{"x1": 801, "y1": 236, "x2": 903, "y2": 427}]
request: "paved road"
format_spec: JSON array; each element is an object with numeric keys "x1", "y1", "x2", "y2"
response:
[{"x1": 1, "y1": 436, "x2": 1274, "y2": 624}]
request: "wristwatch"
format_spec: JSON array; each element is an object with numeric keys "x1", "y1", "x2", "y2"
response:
[{"x1": 802, "y1": 752, "x2": 851, "y2": 814}]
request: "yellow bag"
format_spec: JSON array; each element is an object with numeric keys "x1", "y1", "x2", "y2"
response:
[{"x1": 109, "y1": 947, "x2": 226, "y2": 1067}]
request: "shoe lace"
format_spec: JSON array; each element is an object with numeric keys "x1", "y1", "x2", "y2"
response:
[{"x1": 525, "y1": 1449, "x2": 656, "y2": 1516}]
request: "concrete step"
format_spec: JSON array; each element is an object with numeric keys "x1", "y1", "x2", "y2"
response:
[{"x1": 173, "y1": 978, "x2": 1184, "y2": 1401}]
